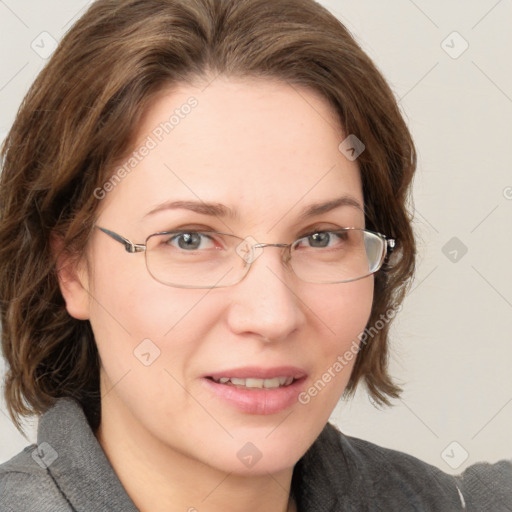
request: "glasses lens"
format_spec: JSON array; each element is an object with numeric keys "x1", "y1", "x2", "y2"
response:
[
  {"x1": 145, "y1": 231, "x2": 245, "y2": 288},
  {"x1": 145, "y1": 229, "x2": 386, "y2": 288},
  {"x1": 290, "y1": 229, "x2": 385, "y2": 284}
]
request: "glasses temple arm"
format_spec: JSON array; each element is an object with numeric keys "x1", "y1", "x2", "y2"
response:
[
  {"x1": 386, "y1": 238, "x2": 396, "y2": 251},
  {"x1": 96, "y1": 227, "x2": 146, "y2": 253}
]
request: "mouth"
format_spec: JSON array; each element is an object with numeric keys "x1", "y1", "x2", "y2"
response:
[
  {"x1": 205, "y1": 375, "x2": 298, "y2": 389},
  {"x1": 201, "y1": 369, "x2": 308, "y2": 415}
]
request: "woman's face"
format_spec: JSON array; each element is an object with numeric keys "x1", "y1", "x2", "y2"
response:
[{"x1": 66, "y1": 76, "x2": 373, "y2": 475}]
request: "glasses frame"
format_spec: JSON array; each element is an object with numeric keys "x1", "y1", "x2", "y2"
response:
[{"x1": 95, "y1": 226, "x2": 396, "y2": 288}]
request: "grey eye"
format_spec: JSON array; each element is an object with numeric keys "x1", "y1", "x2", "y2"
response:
[{"x1": 166, "y1": 232, "x2": 215, "y2": 251}]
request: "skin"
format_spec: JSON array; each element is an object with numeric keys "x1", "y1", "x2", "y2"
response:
[{"x1": 57, "y1": 76, "x2": 374, "y2": 512}]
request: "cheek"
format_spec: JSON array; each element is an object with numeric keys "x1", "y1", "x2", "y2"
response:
[
  {"x1": 315, "y1": 276, "x2": 374, "y2": 345},
  {"x1": 306, "y1": 277, "x2": 374, "y2": 382},
  {"x1": 85, "y1": 248, "x2": 222, "y2": 380},
  {"x1": 291, "y1": 277, "x2": 374, "y2": 428},
  {"x1": 86, "y1": 245, "x2": 181, "y2": 336}
]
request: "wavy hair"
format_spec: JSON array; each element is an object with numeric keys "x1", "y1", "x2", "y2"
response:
[{"x1": 0, "y1": 0, "x2": 416, "y2": 433}]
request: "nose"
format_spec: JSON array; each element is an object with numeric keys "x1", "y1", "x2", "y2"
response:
[{"x1": 225, "y1": 244, "x2": 306, "y2": 343}]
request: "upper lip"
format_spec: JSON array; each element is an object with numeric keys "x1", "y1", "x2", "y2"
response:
[{"x1": 206, "y1": 366, "x2": 307, "y2": 380}]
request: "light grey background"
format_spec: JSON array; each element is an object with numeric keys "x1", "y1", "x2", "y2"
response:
[{"x1": 1, "y1": 0, "x2": 511, "y2": 475}]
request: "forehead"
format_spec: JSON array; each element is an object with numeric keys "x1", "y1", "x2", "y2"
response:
[{"x1": 97, "y1": 77, "x2": 363, "y2": 229}]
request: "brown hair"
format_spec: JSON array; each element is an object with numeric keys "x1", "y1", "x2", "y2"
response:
[{"x1": 0, "y1": 0, "x2": 415, "y2": 433}]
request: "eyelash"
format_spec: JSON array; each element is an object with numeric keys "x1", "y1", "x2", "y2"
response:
[{"x1": 166, "y1": 224, "x2": 345, "y2": 239}]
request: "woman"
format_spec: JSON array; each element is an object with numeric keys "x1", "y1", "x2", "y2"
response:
[{"x1": 0, "y1": 0, "x2": 510, "y2": 510}]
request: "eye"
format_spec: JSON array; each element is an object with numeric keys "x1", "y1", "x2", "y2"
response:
[
  {"x1": 296, "y1": 229, "x2": 349, "y2": 249},
  {"x1": 165, "y1": 231, "x2": 219, "y2": 251}
]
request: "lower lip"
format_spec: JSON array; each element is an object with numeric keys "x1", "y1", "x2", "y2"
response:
[{"x1": 201, "y1": 376, "x2": 307, "y2": 415}]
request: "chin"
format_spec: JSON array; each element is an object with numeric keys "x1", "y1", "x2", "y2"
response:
[{"x1": 195, "y1": 427, "x2": 314, "y2": 476}]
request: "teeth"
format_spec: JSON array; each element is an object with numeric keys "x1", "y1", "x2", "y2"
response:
[{"x1": 211, "y1": 376, "x2": 295, "y2": 388}]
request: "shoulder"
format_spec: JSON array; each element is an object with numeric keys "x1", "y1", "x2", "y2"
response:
[
  {"x1": 455, "y1": 458, "x2": 512, "y2": 510},
  {"x1": 0, "y1": 444, "x2": 72, "y2": 512},
  {"x1": 344, "y1": 432, "x2": 512, "y2": 510},
  {"x1": 301, "y1": 422, "x2": 512, "y2": 510},
  {"x1": 327, "y1": 423, "x2": 465, "y2": 509}
]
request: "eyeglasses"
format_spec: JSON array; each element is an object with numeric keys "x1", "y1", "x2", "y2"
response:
[{"x1": 96, "y1": 226, "x2": 395, "y2": 289}]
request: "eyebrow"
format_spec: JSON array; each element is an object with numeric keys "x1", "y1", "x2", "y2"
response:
[{"x1": 144, "y1": 195, "x2": 364, "y2": 221}]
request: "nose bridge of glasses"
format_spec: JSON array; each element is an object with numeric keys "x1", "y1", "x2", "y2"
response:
[
  {"x1": 252, "y1": 242, "x2": 289, "y2": 249},
  {"x1": 238, "y1": 240, "x2": 293, "y2": 269}
]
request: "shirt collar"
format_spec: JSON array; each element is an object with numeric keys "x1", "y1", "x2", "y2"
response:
[
  {"x1": 292, "y1": 422, "x2": 355, "y2": 511},
  {"x1": 37, "y1": 398, "x2": 139, "y2": 512},
  {"x1": 37, "y1": 398, "x2": 349, "y2": 512}
]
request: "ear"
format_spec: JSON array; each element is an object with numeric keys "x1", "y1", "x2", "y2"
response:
[{"x1": 51, "y1": 233, "x2": 91, "y2": 320}]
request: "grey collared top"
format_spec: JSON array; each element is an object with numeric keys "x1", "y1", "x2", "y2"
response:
[{"x1": 1, "y1": 398, "x2": 511, "y2": 511}]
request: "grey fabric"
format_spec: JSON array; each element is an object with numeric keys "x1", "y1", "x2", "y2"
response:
[
  {"x1": 0, "y1": 398, "x2": 138, "y2": 512},
  {"x1": 1, "y1": 398, "x2": 511, "y2": 511}
]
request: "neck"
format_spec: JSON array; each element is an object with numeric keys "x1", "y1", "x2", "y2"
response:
[{"x1": 96, "y1": 392, "x2": 297, "y2": 512}]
